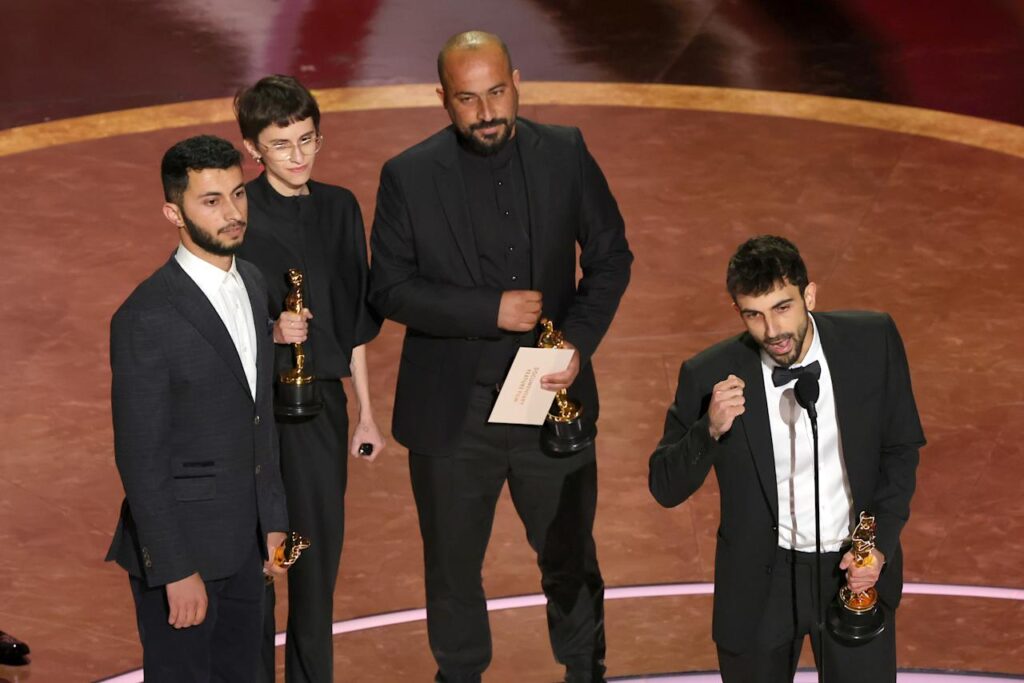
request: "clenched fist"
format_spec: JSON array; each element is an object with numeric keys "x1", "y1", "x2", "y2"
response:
[
  {"x1": 708, "y1": 374, "x2": 745, "y2": 440},
  {"x1": 497, "y1": 290, "x2": 542, "y2": 332}
]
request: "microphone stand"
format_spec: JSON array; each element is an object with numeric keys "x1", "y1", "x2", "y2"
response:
[
  {"x1": 810, "y1": 402, "x2": 824, "y2": 683},
  {"x1": 795, "y1": 376, "x2": 824, "y2": 683}
]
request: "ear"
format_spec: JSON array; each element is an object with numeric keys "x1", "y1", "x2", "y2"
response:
[
  {"x1": 512, "y1": 68, "x2": 521, "y2": 89},
  {"x1": 435, "y1": 86, "x2": 446, "y2": 106},
  {"x1": 803, "y1": 282, "x2": 817, "y2": 312},
  {"x1": 242, "y1": 139, "x2": 260, "y2": 162},
  {"x1": 163, "y1": 202, "x2": 184, "y2": 229}
]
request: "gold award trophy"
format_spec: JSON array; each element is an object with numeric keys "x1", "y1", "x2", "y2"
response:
[
  {"x1": 264, "y1": 531, "x2": 311, "y2": 584},
  {"x1": 536, "y1": 318, "x2": 596, "y2": 456},
  {"x1": 274, "y1": 269, "x2": 323, "y2": 417},
  {"x1": 826, "y1": 511, "x2": 887, "y2": 643}
]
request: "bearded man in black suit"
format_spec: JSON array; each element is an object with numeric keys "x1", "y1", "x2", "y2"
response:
[
  {"x1": 369, "y1": 30, "x2": 632, "y2": 683},
  {"x1": 107, "y1": 135, "x2": 290, "y2": 682},
  {"x1": 649, "y1": 235, "x2": 924, "y2": 682}
]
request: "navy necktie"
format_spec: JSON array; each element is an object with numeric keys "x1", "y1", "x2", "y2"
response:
[{"x1": 771, "y1": 360, "x2": 821, "y2": 387}]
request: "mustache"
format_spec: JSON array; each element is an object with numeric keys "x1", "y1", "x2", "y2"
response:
[
  {"x1": 764, "y1": 334, "x2": 793, "y2": 345},
  {"x1": 218, "y1": 220, "x2": 246, "y2": 233},
  {"x1": 469, "y1": 118, "x2": 509, "y2": 132}
]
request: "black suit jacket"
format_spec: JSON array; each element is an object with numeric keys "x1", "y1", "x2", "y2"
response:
[
  {"x1": 369, "y1": 118, "x2": 632, "y2": 453},
  {"x1": 106, "y1": 255, "x2": 289, "y2": 587},
  {"x1": 649, "y1": 311, "x2": 924, "y2": 653}
]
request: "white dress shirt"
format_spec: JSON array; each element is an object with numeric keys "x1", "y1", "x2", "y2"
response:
[
  {"x1": 175, "y1": 244, "x2": 258, "y2": 399},
  {"x1": 760, "y1": 313, "x2": 854, "y2": 552}
]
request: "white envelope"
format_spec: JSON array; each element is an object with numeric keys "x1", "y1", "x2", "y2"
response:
[{"x1": 488, "y1": 347, "x2": 575, "y2": 425}]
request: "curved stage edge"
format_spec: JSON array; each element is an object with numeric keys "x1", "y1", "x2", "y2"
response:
[
  {"x1": 2, "y1": 83, "x2": 1023, "y2": 159},
  {"x1": 93, "y1": 582, "x2": 1024, "y2": 683}
]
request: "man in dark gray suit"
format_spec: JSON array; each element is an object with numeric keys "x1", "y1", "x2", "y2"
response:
[
  {"x1": 107, "y1": 135, "x2": 290, "y2": 682},
  {"x1": 649, "y1": 236, "x2": 924, "y2": 682},
  {"x1": 370, "y1": 31, "x2": 631, "y2": 683}
]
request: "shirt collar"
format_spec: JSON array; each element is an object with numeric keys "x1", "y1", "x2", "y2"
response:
[{"x1": 174, "y1": 243, "x2": 239, "y2": 300}]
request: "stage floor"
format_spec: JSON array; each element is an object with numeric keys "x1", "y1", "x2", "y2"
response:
[{"x1": 1, "y1": 79, "x2": 1023, "y2": 681}]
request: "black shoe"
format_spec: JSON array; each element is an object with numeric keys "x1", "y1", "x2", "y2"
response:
[
  {"x1": 564, "y1": 659, "x2": 606, "y2": 683},
  {"x1": 0, "y1": 630, "x2": 30, "y2": 666}
]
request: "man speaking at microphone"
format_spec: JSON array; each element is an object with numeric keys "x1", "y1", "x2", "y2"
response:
[{"x1": 648, "y1": 235, "x2": 924, "y2": 682}]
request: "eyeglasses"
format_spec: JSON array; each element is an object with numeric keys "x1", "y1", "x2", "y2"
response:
[{"x1": 258, "y1": 134, "x2": 324, "y2": 162}]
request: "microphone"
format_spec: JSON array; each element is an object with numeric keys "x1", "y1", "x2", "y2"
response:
[{"x1": 794, "y1": 374, "x2": 819, "y2": 421}]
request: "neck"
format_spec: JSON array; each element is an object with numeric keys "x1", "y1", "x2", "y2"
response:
[
  {"x1": 266, "y1": 172, "x2": 309, "y2": 197},
  {"x1": 181, "y1": 239, "x2": 233, "y2": 272}
]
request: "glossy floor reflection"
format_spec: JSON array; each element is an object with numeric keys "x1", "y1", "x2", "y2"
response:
[{"x1": 5, "y1": 0, "x2": 1024, "y2": 128}]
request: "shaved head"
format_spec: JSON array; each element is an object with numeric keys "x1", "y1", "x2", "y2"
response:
[{"x1": 437, "y1": 30, "x2": 513, "y2": 90}]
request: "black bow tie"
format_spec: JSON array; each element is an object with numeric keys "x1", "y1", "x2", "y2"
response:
[{"x1": 771, "y1": 360, "x2": 821, "y2": 387}]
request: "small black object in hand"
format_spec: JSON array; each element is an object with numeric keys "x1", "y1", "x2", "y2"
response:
[{"x1": 358, "y1": 443, "x2": 374, "y2": 456}]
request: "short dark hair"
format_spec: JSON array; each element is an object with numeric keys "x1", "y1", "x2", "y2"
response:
[
  {"x1": 161, "y1": 135, "x2": 242, "y2": 204},
  {"x1": 726, "y1": 235, "x2": 809, "y2": 299},
  {"x1": 234, "y1": 75, "x2": 320, "y2": 142},
  {"x1": 437, "y1": 31, "x2": 513, "y2": 90}
]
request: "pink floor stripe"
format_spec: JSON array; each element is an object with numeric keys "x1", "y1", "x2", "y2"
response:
[
  {"x1": 616, "y1": 674, "x2": 1023, "y2": 682},
  {"x1": 95, "y1": 582, "x2": 1024, "y2": 683}
]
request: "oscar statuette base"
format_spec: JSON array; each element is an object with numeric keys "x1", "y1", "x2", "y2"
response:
[
  {"x1": 541, "y1": 418, "x2": 596, "y2": 457},
  {"x1": 274, "y1": 380, "x2": 323, "y2": 419},
  {"x1": 826, "y1": 597, "x2": 886, "y2": 644}
]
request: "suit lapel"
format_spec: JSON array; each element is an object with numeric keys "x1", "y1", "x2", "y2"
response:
[
  {"x1": 162, "y1": 257, "x2": 251, "y2": 398},
  {"x1": 434, "y1": 132, "x2": 483, "y2": 285},
  {"x1": 733, "y1": 335, "x2": 779, "y2": 522},
  {"x1": 238, "y1": 263, "x2": 271, "y2": 406},
  {"x1": 514, "y1": 122, "x2": 548, "y2": 287},
  {"x1": 815, "y1": 313, "x2": 868, "y2": 503}
]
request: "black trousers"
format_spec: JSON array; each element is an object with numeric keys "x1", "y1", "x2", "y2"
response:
[
  {"x1": 260, "y1": 381, "x2": 348, "y2": 683},
  {"x1": 410, "y1": 385, "x2": 606, "y2": 683},
  {"x1": 130, "y1": 538, "x2": 264, "y2": 683},
  {"x1": 717, "y1": 547, "x2": 896, "y2": 683}
]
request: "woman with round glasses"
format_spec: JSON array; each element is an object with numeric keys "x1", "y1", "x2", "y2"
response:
[{"x1": 234, "y1": 75, "x2": 385, "y2": 683}]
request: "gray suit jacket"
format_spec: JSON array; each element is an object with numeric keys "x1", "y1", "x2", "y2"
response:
[{"x1": 106, "y1": 255, "x2": 288, "y2": 587}]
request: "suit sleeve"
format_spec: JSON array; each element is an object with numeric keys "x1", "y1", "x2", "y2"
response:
[
  {"x1": 560, "y1": 130, "x2": 632, "y2": 363},
  {"x1": 369, "y1": 161, "x2": 503, "y2": 338},
  {"x1": 649, "y1": 360, "x2": 720, "y2": 507},
  {"x1": 110, "y1": 308, "x2": 195, "y2": 587},
  {"x1": 872, "y1": 315, "x2": 925, "y2": 559}
]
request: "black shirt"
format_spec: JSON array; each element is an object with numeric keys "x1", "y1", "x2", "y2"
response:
[
  {"x1": 238, "y1": 173, "x2": 380, "y2": 380},
  {"x1": 457, "y1": 136, "x2": 533, "y2": 385}
]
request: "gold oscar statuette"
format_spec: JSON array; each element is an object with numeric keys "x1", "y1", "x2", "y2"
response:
[
  {"x1": 274, "y1": 269, "x2": 323, "y2": 418},
  {"x1": 826, "y1": 511, "x2": 887, "y2": 643},
  {"x1": 536, "y1": 318, "x2": 596, "y2": 456},
  {"x1": 263, "y1": 532, "x2": 311, "y2": 584}
]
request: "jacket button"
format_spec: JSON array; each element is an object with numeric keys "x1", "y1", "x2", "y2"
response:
[
  {"x1": 765, "y1": 565, "x2": 773, "y2": 575},
  {"x1": 255, "y1": 465, "x2": 262, "y2": 475},
  {"x1": 254, "y1": 415, "x2": 261, "y2": 426},
  {"x1": 771, "y1": 525, "x2": 778, "y2": 532}
]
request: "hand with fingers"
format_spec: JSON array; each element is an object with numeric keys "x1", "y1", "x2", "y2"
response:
[
  {"x1": 497, "y1": 290, "x2": 542, "y2": 332},
  {"x1": 708, "y1": 374, "x2": 746, "y2": 440},
  {"x1": 165, "y1": 572, "x2": 208, "y2": 629},
  {"x1": 273, "y1": 308, "x2": 313, "y2": 344},
  {"x1": 840, "y1": 548, "x2": 885, "y2": 594}
]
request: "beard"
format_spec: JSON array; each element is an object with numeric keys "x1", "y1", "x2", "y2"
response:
[
  {"x1": 456, "y1": 118, "x2": 514, "y2": 156},
  {"x1": 762, "y1": 314, "x2": 811, "y2": 367},
  {"x1": 182, "y1": 210, "x2": 244, "y2": 257}
]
